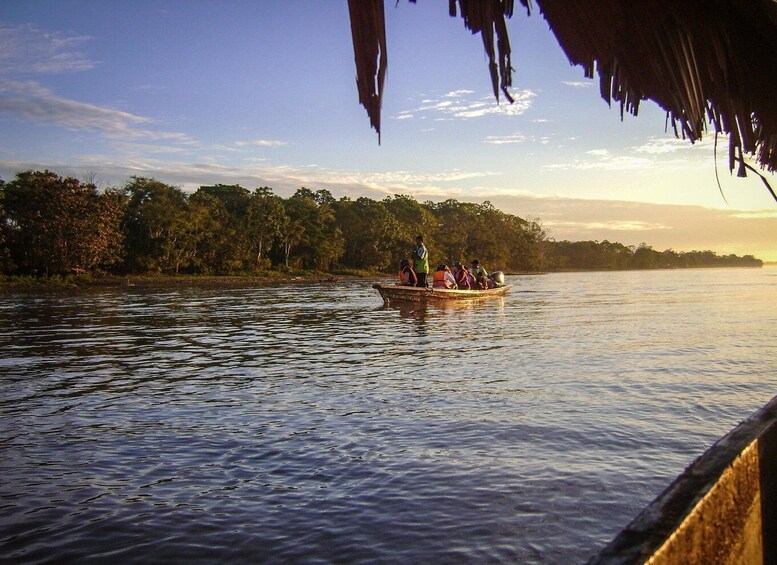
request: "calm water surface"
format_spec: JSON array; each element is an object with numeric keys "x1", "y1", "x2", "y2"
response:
[{"x1": 2, "y1": 268, "x2": 776, "y2": 563}]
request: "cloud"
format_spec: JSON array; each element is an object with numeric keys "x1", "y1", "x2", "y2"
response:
[
  {"x1": 484, "y1": 192, "x2": 777, "y2": 259},
  {"x1": 0, "y1": 80, "x2": 195, "y2": 144},
  {"x1": 444, "y1": 90, "x2": 475, "y2": 98},
  {"x1": 544, "y1": 137, "x2": 719, "y2": 172},
  {"x1": 483, "y1": 133, "x2": 528, "y2": 145},
  {"x1": 0, "y1": 157, "x2": 499, "y2": 201},
  {"x1": 0, "y1": 23, "x2": 95, "y2": 75},
  {"x1": 546, "y1": 153, "x2": 652, "y2": 171},
  {"x1": 393, "y1": 89, "x2": 536, "y2": 121},
  {"x1": 356, "y1": 169, "x2": 497, "y2": 189},
  {"x1": 732, "y1": 211, "x2": 777, "y2": 219},
  {"x1": 544, "y1": 219, "x2": 669, "y2": 232},
  {"x1": 110, "y1": 141, "x2": 188, "y2": 155},
  {"x1": 562, "y1": 81, "x2": 592, "y2": 88},
  {"x1": 633, "y1": 137, "x2": 709, "y2": 155},
  {"x1": 0, "y1": 79, "x2": 36, "y2": 94},
  {"x1": 0, "y1": 82, "x2": 148, "y2": 128},
  {"x1": 0, "y1": 24, "x2": 194, "y2": 149},
  {"x1": 233, "y1": 139, "x2": 288, "y2": 147}
]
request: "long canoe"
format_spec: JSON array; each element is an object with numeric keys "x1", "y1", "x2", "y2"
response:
[
  {"x1": 591, "y1": 394, "x2": 777, "y2": 563},
  {"x1": 373, "y1": 283, "x2": 512, "y2": 304}
]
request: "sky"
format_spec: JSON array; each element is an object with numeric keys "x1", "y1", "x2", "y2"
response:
[{"x1": 1, "y1": 0, "x2": 775, "y2": 260}]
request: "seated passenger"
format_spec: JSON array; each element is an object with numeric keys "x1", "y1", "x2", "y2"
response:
[
  {"x1": 470, "y1": 259, "x2": 488, "y2": 280},
  {"x1": 453, "y1": 261, "x2": 471, "y2": 290},
  {"x1": 466, "y1": 268, "x2": 476, "y2": 289},
  {"x1": 476, "y1": 273, "x2": 489, "y2": 290},
  {"x1": 432, "y1": 264, "x2": 457, "y2": 289},
  {"x1": 398, "y1": 258, "x2": 417, "y2": 286}
]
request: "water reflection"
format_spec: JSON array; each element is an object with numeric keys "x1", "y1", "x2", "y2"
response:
[
  {"x1": 380, "y1": 296, "x2": 506, "y2": 326},
  {"x1": 387, "y1": 300, "x2": 430, "y2": 324},
  {"x1": 1, "y1": 271, "x2": 777, "y2": 563}
]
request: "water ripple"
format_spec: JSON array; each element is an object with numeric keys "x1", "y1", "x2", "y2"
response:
[{"x1": 2, "y1": 270, "x2": 777, "y2": 563}]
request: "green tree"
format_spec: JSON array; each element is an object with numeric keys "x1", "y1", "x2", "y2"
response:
[
  {"x1": 280, "y1": 218, "x2": 305, "y2": 268},
  {"x1": 197, "y1": 184, "x2": 251, "y2": 216},
  {"x1": 0, "y1": 178, "x2": 14, "y2": 274},
  {"x1": 632, "y1": 243, "x2": 661, "y2": 269},
  {"x1": 467, "y1": 202, "x2": 513, "y2": 268},
  {"x1": 192, "y1": 184, "x2": 254, "y2": 272},
  {"x1": 282, "y1": 188, "x2": 343, "y2": 270},
  {"x1": 382, "y1": 194, "x2": 437, "y2": 264},
  {"x1": 123, "y1": 177, "x2": 190, "y2": 274},
  {"x1": 516, "y1": 218, "x2": 548, "y2": 272},
  {"x1": 314, "y1": 189, "x2": 336, "y2": 207},
  {"x1": 335, "y1": 197, "x2": 399, "y2": 270},
  {"x1": 1, "y1": 170, "x2": 125, "y2": 276},
  {"x1": 90, "y1": 187, "x2": 127, "y2": 273},
  {"x1": 187, "y1": 191, "x2": 234, "y2": 273},
  {"x1": 246, "y1": 187, "x2": 286, "y2": 269},
  {"x1": 428, "y1": 199, "x2": 474, "y2": 264}
]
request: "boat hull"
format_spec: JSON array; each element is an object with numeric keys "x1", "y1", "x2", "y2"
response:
[
  {"x1": 373, "y1": 283, "x2": 511, "y2": 304},
  {"x1": 591, "y1": 394, "x2": 777, "y2": 564}
]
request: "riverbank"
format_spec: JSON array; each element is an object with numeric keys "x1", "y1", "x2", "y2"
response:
[
  {"x1": 2, "y1": 264, "x2": 768, "y2": 291},
  {"x1": 0, "y1": 271, "x2": 382, "y2": 292}
]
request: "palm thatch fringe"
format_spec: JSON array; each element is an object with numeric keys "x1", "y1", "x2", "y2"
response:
[
  {"x1": 536, "y1": 0, "x2": 777, "y2": 183},
  {"x1": 447, "y1": 0, "x2": 528, "y2": 103},
  {"x1": 348, "y1": 0, "x2": 777, "y2": 195},
  {"x1": 348, "y1": 0, "x2": 387, "y2": 143}
]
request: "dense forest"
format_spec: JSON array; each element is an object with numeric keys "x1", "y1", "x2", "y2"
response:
[{"x1": 0, "y1": 170, "x2": 762, "y2": 278}]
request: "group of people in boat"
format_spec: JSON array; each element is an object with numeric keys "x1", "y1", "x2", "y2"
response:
[{"x1": 398, "y1": 235, "x2": 504, "y2": 290}]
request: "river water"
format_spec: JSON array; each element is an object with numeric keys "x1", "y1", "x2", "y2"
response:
[{"x1": 1, "y1": 267, "x2": 776, "y2": 563}]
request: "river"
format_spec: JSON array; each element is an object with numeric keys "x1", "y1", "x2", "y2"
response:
[{"x1": 1, "y1": 267, "x2": 776, "y2": 563}]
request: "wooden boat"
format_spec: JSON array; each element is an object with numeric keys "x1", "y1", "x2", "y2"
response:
[
  {"x1": 592, "y1": 394, "x2": 777, "y2": 563},
  {"x1": 373, "y1": 283, "x2": 512, "y2": 304}
]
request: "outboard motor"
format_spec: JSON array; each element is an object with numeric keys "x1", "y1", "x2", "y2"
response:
[{"x1": 490, "y1": 271, "x2": 505, "y2": 286}]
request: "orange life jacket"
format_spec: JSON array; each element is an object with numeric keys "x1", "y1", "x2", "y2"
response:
[
  {"x1": 432, "y1": 270, "x2": 453, "y2": 288},
  {"x1": 399, "y1": 266, "x2": 416, "y2": 286}
]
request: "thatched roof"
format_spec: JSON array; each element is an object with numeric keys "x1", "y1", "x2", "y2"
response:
[{"x1": 348, "y1": 0, "x2": 777, "y2": 199}]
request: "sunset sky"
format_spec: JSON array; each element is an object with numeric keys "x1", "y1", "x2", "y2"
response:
[{"x1": 1, "y1": 1, "x2": 775, "y2": 260}]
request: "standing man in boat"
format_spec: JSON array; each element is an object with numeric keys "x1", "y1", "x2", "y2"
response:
[{"x1": 414, "y1": 235, "x2": 429, "y2": 287}]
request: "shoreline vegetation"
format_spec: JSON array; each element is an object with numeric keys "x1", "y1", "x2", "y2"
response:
[
  {"x1": 0, "y1": 170, "x2": 763, "y2": 288},
  {"x1": 0, "y1": 264, "x2": 767, "y2": 291}
]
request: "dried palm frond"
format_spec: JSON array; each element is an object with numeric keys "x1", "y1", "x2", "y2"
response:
[
  {"x1": 348, "y1": 0, "x2": 388, "y2": 142},
  {"x1": 536, "y1": 0, "x2": 777, "y2": 184},
  {"x1": 348, "y1": 0, "x2": 777, "y2": 196}
]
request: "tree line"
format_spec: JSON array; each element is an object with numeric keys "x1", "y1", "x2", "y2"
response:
[
  {"x1": 550, "y1": 239, "x2": 761, "y2": 270},
  {"x1": 0, "y1": 170, "x2": 762, "y2": 278}
]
